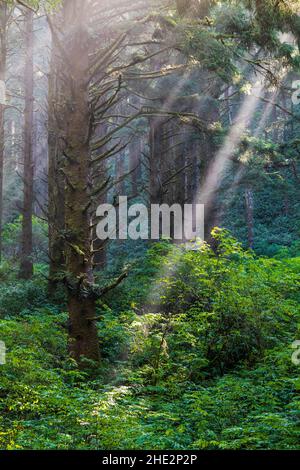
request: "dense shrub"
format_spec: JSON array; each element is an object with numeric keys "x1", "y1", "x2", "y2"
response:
[
  {"x1": 0, "y1": 279, "x2": 48, "y2": 317},
  {"x1": 0, "y1": 232, "x2": 299, "y2": 450}
]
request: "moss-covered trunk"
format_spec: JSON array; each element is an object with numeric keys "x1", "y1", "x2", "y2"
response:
[{"x1": 61, "y1": 0, "x2": 100, "y2": 364}]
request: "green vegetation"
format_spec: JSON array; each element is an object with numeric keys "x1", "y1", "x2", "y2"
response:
[
  {"x1": 0, "y1": 231, "x2": 299, "y2": 450},
  {"x1": 0, "y1": 0, "x2": 299, "y2": 452}
]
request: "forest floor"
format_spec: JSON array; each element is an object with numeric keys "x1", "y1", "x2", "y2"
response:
[{"x1": 0, "y1": 238, "x2": 299, "y2": 450}]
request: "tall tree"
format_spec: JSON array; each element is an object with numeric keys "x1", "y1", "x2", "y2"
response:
[
  {"x1": 19, "y1": 7, "x2": 34, "y2": 279},
  {"x1": 0, "y1": 1, "x2": 7, "y2": 263},
  {"x1": 48, "y1": 13, "x2": 65, "y2": 295},
  {"x1": 48, "y1": 0, "x2": 173, "y2": 364},
  {"x1": 53, "y1": 0, "x2": 101, "y2": 363}
]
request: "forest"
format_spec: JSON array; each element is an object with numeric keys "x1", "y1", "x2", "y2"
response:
[{"x1": 0, "y1": 0, "x2": 299, "y2": 453}]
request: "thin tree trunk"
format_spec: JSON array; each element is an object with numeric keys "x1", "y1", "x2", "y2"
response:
[
  {"x1": 116, "y1": 151, "x2": 125, "y2": 194},
  {"x1": 92, "y1": 122, "x2": 108, "y2": 270},
  {"x1": 149, "y1": 117, "x2": 165, "y2": 206},
  {"x1": 19, "y1": 9, "x2": 34, "y2": 279},
  {"x1": 48, "y1": 28, "x2": 65, "y2": 295},
  {"x1": 129, "y1": 137, "x2": 141, "y2": 196},
  {"x1": 92, "y1": 168, "x2": 107, "y2": 270},
  {"x1": 245, "y1": 187, "x2": 254, "y2": 249},
  {"x1": 0, "y1": 3, "x2": 7, "y2": 263}
]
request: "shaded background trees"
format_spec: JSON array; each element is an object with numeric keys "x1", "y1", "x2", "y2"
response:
[{"x1": 0, "y1": 0, "x2": 299, "y2": 363}]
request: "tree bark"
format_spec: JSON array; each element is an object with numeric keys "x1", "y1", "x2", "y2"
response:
[
  {"x1": 0, "y1": 3, "x2": 7, "y2": 263},
  {"x1": 19, "y1": 9, "x2": 34, "y2": 279},
  {"x1": 48, "y1": 24, "x2": 65, "y2": 295},
  {"x1": 149, "y1": 116, "x2": 165, "y2": 207},
  {"x1": 60, "y1": 0, "x2": 100, "y2": 364}
]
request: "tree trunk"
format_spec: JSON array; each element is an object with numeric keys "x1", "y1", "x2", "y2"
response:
[
  {"x1": 0, "y1": 3, "x2": 7, "y2": 263},
  {"x1": 91, "y1": 122, "x2": 108, "y2": 270},
  {"x1": 48, "y1": 26, "x2": 65, "y2": 295},
  {"x1": 149, "y1": 117, "x2": 165, "y2": 206},
  {"x1": 61, "y1": 0, "x2": 100, "y2": 364},
  {"x1": 129, "y1": 137, "x2": 141, "y2": 196},
  {"x1": 19, "y1": 9, "x2": 34, "y2": 279},
  {"x1": 245, "y1": 187, "x2": 254, "y2": 249}
]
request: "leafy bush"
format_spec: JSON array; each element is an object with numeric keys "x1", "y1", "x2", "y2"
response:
[
  {"x1": 0, "y1": 232, "x2": 299, "y2": 450},
  {"x1": 125, "y1": 231, "x2": 299, "y2": 383},
  {"x1": 0, "y1": 279, "x2": 48, "y2": 317}
]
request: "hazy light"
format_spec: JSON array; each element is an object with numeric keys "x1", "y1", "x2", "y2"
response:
[
  {"x1": 197, "y1": 79, "x2": 263, "y2": 211},
  {"x1": 140, "y1": 78, "x2": 266, "y2": 315}
]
